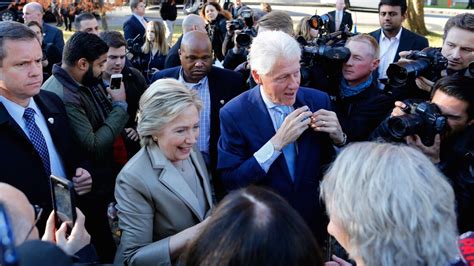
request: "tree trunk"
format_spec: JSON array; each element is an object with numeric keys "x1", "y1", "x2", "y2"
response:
[{"x1": 404, "y1": 0, "x2": 429, "y2": 35}]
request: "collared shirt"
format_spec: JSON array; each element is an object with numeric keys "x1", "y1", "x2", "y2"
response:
[
  {"x1": 133, "y1": 13, "x2": 147, "y2": 29},
  {"x1": 378, "y1": 27, "x2": 403, "y2": 81},
  {"x1": 253, "y1": 86, "x2": 297, "y2": 173},
  {"x1": 178, "y1": 68, "x2": 211, "y2": 164},
  {"x1": 0, "y1": 96, "x2": 66, "y2": 178},
  {"x1": 335, "y1": 10, "x2": 343, "y2": 29}
]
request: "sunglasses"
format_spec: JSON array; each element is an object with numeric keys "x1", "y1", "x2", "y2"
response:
[{"x1": 23, "y1": 205, "x2": 43, "y2": 242}]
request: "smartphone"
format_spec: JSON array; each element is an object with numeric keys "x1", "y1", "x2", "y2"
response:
[
  {"x1": 110, "y1": 73, "x2": 123, "y2": 90},
  {"x1": 50, "y1": 175, "x2": 76, "y2": 229}
]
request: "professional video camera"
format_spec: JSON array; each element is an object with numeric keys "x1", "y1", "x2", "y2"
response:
[
  {"x1": 126, "y1": 34, "x2": 142, "y2": 56},
  {"x1": 298, "y1": 17, "x2": 353, "y2": 94},
  {"x1": 126, "y1": 34, "x2": 144, "y2": 69},
  {"x1": 387, "y1": 99, "x2": 446, "y2": 146},
  {"x1": 229, "y1": 8, "x2": 256, "y2": 48},
  {"x1": 386, "y1": 48, "x2": 448, "y2": 89}
]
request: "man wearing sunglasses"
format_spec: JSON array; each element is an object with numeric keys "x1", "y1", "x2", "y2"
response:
[{"x1": 0, "y1": 183, "x2": 96, "y2": 262}]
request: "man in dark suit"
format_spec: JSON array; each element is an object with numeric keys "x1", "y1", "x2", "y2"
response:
[
  {"x1": 369, "y1": 0, "x2": 428, "y2": 85},
  {"x1": 328, "y1": 0, "x2": 353, "y2": 33},
  {"x1": 218, "y1": 30, "x2": 346, "y2": 245},
  {"x1": 164, "y1": 14, "x2": 207, "y2": 69},
  {"x1": 0, "y1": 22, "x2": 91, "y2": 234},
  {"x1": 23, "y1": 2, "x2": 64, "y2": 53},
  {"x1": 123, "y1": 0, "x2": 147, "y2": 49},
  {"x1": 151, "y1": 31, "x2": 245, "y2": 200}
]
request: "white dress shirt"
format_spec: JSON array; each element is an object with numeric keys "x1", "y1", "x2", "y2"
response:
[
  {"x1": 253, "y1": 86, "x2": 298, "y2": 173},
  {"x1": 378, "y1": 27, "x2": 403, "y2": 81},
  {"x1": 0, "y1": 96, "x2": 67, "y2": 178}
]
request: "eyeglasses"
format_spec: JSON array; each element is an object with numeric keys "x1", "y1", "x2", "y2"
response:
[{"x1": 23, "y1": 205, "x2": 43, "y2": 242}]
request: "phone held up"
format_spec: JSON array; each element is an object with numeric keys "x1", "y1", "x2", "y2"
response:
[
  {"x1": 110, "y1": 73, "x2": 123, "y2": 90},
  {"x1": 50, "y1": 175, "x2": 77, "y2": 230}
]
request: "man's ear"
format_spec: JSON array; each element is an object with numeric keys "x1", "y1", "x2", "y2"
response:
[
  {"x1": 77, "y1": 58, "x2": 89, "y2": 71},
  {"x1": 371, "y1": 58, "x2": 380, "y2": 72},
  {"x1": 251, "y1": 69, "x2": 262, "y2": 85}
]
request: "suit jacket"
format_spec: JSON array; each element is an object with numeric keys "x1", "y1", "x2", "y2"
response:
[
  {"x1": 42, "y1": 23, "x2": 64, "y2": 54},
  {"x1": 123, "y1": 15, "x2": 147, "y2": 48},
  {"x1": 164, "y1": 34, "x2": 182, "y2": 69},
  {"x1": 151, "y1": 66, "x2": 246, "y2": 199},
  {"x1": 328, "y1": 10, "x2": 353, "y2": 33},
  {"x1": 217, "y1": 86, "x2": 335, "y2": 245},
  {"x1": 115, "y1": 143, "x2": 214, "y2": 266},
  {"x1": 0, "y1": 91, "x2": 81, "y2": 232},
  {"x1": 369, "y1": 27, "x2": 429, "y2": 63}
]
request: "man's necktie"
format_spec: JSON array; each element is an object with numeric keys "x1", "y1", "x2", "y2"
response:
[
  {"x1": 336, "y1": 12, "x2": 342, "y2": 30},
  {"x1": 23, "y1": 108, "x2": 51, "y2": 176},
  {"x1": 273, "y1": 105, "x2": 296, "y2": 181}
]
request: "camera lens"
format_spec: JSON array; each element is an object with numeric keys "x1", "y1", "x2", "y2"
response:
[
  {"x1": 236, "y1": 33, "x2": 252, "y2": 47},
  {"x1": 387, "y1": 114, "x2": 424, "y2": 139}
]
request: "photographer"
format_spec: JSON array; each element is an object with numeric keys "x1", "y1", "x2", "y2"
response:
[
  {"x1": 371, "y1": 75, "x2": 474, "y2": 234},
  {"x1": 391, "y1": 13, "x2": 474, "y2": 99},
  {"x1": 333, "y1": 34, "x2": 394, "y2": 142},
  {"x1": 222, "y1": 6, "x2": 256, "y2": 70}
]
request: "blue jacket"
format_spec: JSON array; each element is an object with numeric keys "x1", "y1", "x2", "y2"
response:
[{"x1": 217, "y1": 86, "x2": 335, "y2": 244}]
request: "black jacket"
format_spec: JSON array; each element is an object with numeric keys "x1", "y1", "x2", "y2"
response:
[
  {"x1": 328, "y1": 10, "x2": 353, "y2": 33},
  {"x1": 0, "y1": 91, "x2": 84, "y2": 233},
  {"x1": 334, "y1": 80, "x2": 394, "y2": 142},
  {"x1": 207, "y1": 14, "x2": 228, "y2": 61},
  {"x1": 164, "y1": 34, "x2": 182, "y2": 69},
  {"x1": 160, "y1": 1, "x2": 177, "y2": 21}
]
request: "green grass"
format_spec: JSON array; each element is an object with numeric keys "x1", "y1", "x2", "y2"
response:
[{"x1": 428, "y1": 0, "x2": 469, "y2": 9}]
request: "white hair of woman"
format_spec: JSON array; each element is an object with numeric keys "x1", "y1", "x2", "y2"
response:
[
  {"x1": 320, "y1": 142, "x2": 460, "y2": 266},
  {"x1": 136, "y1": 78, "x2": 202, "y2": 147},
  {"x1": 248, "y1": 30, "x2": 301, "y2": 76}
]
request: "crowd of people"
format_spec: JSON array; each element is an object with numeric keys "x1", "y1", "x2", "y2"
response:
[{"x1": 0, "y1": 0, "x2": 473, "y2": 265}]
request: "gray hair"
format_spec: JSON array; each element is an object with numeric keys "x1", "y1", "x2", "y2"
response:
[
  {"x1": 320, "y1": 142, "x2": 460, "y2": 266},
  {"x1": 346, "y1": 33, "x2": 380, "y2": 59},
  {"x1": 257, "y1": 11, "x2": 294, "y2": 35},
  {"x1": 182, "y1": 14, "x2": 206, "y2": 33},
  {"x1": 23, "y1": 2, "x2": 43, "y2": 14},
  {"x1": 136, "y1": 78, "x2": 202, "y2": 147},
  {"x1": 249, "y1": 30, "x2": 301, "y2": 76},
  {"x1": 0, "y1": 21, "x2": 38, "y2": 67}
]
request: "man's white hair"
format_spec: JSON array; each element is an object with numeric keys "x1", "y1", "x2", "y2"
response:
[
  {"x1": 249, "y1": 30, "x2": 301, "y2": 76},
  {"x1": 23, "y1": 2, "x2": 43, "y2": 13}
]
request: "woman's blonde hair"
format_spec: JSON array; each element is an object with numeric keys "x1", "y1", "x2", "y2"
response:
[
  {"x1": 136, "y1": 78, "x2": 202, "y2": 147},
  {"x1": 295, "y1": 17, "x2": 315, "y2": 42},
  {"x1": 142, "y1": 20, "x2": 169, "y2": 55},
  {"x1": 320, "y1": 142, "x2": 460, "y2": 266}
]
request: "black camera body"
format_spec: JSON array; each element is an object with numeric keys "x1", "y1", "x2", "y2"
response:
[
  {"x1": 386, "y1": 48, "x2": 448, "y2": 88},
  {"x1": 126, "y1": 38, "x2": 142, "y2": 56},
  {"x1": 387, "y1": 100, "x2": 447, "y2": 146},
  {"x1": 236, "y1": 27, "x2": 257, "y2": 48},
  {"x1": 229, "y1": 19, "x2": 245, "y2": 31}
]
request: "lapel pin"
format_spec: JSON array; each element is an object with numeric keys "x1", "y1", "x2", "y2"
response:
[
  {"x1": 220, "y1": 100, "x2": 225, "y2": 105},
  {"x1": 48, "y1": 118, "x2": 54, "y2": 124}
]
